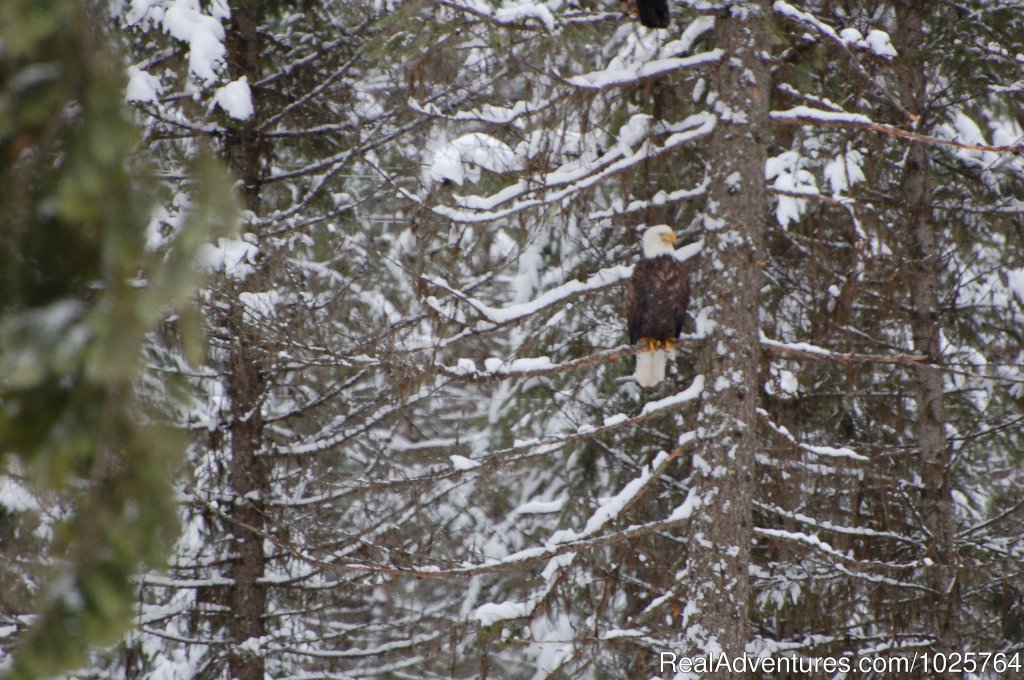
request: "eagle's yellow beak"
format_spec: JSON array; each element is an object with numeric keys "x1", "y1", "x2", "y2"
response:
[{"x1": 662, "y1": 233, "x2": 677, "y2": 244}]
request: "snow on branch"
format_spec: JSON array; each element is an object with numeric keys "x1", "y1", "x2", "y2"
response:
[
  {"x1": 754, "y1": 500, "x2": 918, "y2": 545},
  {"x1": 437, "y1": 0, "x2": 556, "y2": 31},
  {"x1": 427, "y1": 263, "x2": 632, "y2": 325},
  {"x1": 772, "y1": 106, "x2": 1024, "y2": 154},
  {"x1": 566, "y1": 50, "x2": 723, "y2": 90},
  {"x1": 754, "y1": 528, "x2": 928, "y2": 573},
  {"x1": 409, "y1": 98, "x2": 552, "y2": 125},
  {"x1": 758, "y1": 409, "x2": 868, "y2": 462},
  {"x1": 282, "y1": 631, "x2": 442, "y2": 658},
  {"x1": 760, "y1": 334, "x2": 928, "y2": 367},
  {"x1": 319, "y1": 377, "x2": 704, "y2": 500},
  {"x1": 441, "y1": 344, "x2": 636, "y2": 381},
  {"x1": 441, "y1": 339, "x2": 702, "y2": 383},
  {"x1": 590, "y1": 179, "x2": 708, "y2": 219},
  {"x1": 206, "y1": 456, "x2": 705, "y2": 581},
  {"x1": 429, "y1": 113, "x2": 716, "y2": 222},
  {"x1": 961, "y1": 498, "x2": 1024, "y2": 539},
  {"x1": 473, "y1": 442, "x2": 700, "y2": 626},
  {"x1": 772, "y1": 1, "x2": 911, "y2": 118},
  {"x1": 429, "y1": 240, "x2": 701, "y2": 348}
]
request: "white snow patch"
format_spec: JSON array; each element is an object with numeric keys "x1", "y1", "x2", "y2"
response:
[
  {"x1": 823, "y1": 149, "x2": 865, "y2": 194},
  {"x1": 602, "y1": 413, "x2": 629, "y2": 428},
  {"x1": 568, "y1": 51, "x2": 723, "y2": 90},
  {"x1": 0, "y1": 475, "x2": 39, "y2": 513},
  {"x1": 162, "y1": 0, "x2": 227, "y2": 84},
  {"x1": 429, "y1": 133, "x2": 519, "y2": 185},
  {"x1": 667, "y1": 488, "x2": 700, "y2": 521},
  {"x1": 493, "y1": 1, "x2": 555, "y2": 31},
  {"x1": 1007, "y1": 267, "x2": 1024, "y2": 304},
  {"x1": 214, "y1": 76, "x2": 253, "y2": 120},
  {"x1": 864, "y1": 29, "x2": 897, "y2": 58},
  {"x1": 196, "y1": 237, "x2": 259, "y2": 279},
  {"x1": 126, "y1": 66, "x2": 161, "y2": 102},
  {"x1": 640, "y1": 375, "x2": 705, "y2": 416},
  {"x1": 239, "y1": 290, "x2": 280, "y2": 322},
  {"x1": 513, "y1": 498, "x2": 565, "y2": 515},
  {"x1": 473, "y1": 600, "x2": 530, "y2": 626},
  {"x1": 765, "y1": 150, "x2": 817, "y2": 227},
  {"x1": 770, "y1": 106, "x2": 874, "y2": 126},
  {"x1": 668, "y1": 16, "x2": 715, "y2": 56},
  {"x1": 766, "y1": 364, "x2": 799, "y2": 399},
  {"x1": 449, "y1": 455, "x2": 481, "y2": 471}
]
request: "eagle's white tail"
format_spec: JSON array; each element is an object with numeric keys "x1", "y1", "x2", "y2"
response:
[{"x1": 635, "y1": 350, "x2": 667, "y2": 387}]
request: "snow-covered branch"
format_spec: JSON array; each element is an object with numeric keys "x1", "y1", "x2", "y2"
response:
[
  {"x1": 760, "y1": 334, "x2": 928, "y2": 366},
  {"x1": 772, "y1": 106, "x2": 1024, "y2": 154},
  {"x1": 426, "y1": 112, "x2": 716, "y2": 222},
  {"x1": 566, "y1": 50, "x2": 723, "y2": 90}
]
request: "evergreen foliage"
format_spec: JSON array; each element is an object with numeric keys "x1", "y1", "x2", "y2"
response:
[{"x1": 0, "y1": 1, "x2": 232, "y2": 677}]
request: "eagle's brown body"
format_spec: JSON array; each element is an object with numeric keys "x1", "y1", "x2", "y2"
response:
[{"x1": 627, "y1": 254, "x2": 690, "y2": 347}]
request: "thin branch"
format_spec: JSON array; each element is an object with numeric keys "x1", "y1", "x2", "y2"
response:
[{"x1": 772, "y1": 107, "x2": 1024, "y2": 154}]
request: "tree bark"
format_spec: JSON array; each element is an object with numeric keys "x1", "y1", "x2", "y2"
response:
[
  {"x1": 222, "y1": 3, "x2": 268, "y2": 680},
  {"x1": 225, "y1": 329, "x2": 268, "y2": 680},
  {"x1": 892, "y1": 1, "x2": 962, "y2": 671},
  {"x1": 681, "y1": 1, "x2": 769, "y2": 669}
]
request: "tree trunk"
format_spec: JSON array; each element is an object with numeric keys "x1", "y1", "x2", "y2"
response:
[
  {"x1": 222, "y1": 3, "x2": 268, "y2": 680},
  {"x1": 682, "y1": 1, "x2": 769, "y2": 669},
  {"x1": 225, "y1": 328, "x2": 268, "y2": 680},
  {"x1": 892, "y1": 1, "x2": 962, "y2": 671}
]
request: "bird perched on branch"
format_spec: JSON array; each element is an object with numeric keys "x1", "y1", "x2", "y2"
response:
[
  {"x1": 622, "y1": 0, "x2": 670, "y2": 28},
  {"x1": 627, "y1": 225, "x2": 690, "y2": 387}
]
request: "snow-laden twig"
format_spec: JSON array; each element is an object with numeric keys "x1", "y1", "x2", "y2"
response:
[
  {"x1": 754, "y1": 528, "x2": 929, "y2": 573},
  {"x1": 473, "y1": 440, "x2": 699, "y2": 626},
  {"x1": 437, "y1": 0, "x2": 556, "y2": 31},
  {"x1": 772, "y1": 106, "x2": 1024, "y2": 154},
  {"x1": 410, "y1": 97, "x2": 553, "y2": 125},
  {"x1": 427, "y1": 240, "x2": 702, "y2": 345},
  {"x1": 758, "y1": 409, "x2": 868, "y2": 462},
  {"x1": 427, "y1": 264, "x2": 632, "y2": 324},
  {"x1": 282, "y1": 632, "x2": 442, "y2": 658},
  {"x1": 589, "y1": 179, "x2": 708, "y2": 219},
  {"x1": 205, "y1": 455, "x2": 703, "y2": 580},
  {"x1": 566, "y1": 50, "x2": 723, "y2": 90},
  {"x1": 754, "y1": 500, "x2": 919, "y2": 545},
  {"x1": 760, "y1": 334, "x2": 928, "y2": 366},
  {"x1": 772, "y1": 2, "x2": 912, "y2": 119},
  {"x1": 303, "y1": 377, "x2": 704, "y2": 501},
  {"x1": 428, "y1": 113, "x2": 716, "y2": 222}
]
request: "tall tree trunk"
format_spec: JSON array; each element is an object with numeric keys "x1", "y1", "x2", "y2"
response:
[
  {"x1": 893, "y1": 1, "x2": 962, "y2": 670},
  {"x1": 225, "y1": 328, "x2": 268, "y2": 680},
  {"x1": 222, "y1": 3, "x2": 268, "y2": 680},
  {"x1": 682, "y1": 1, "x2": 769, "y2": 668}
]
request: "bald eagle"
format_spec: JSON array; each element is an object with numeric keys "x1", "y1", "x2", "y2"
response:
[
  {"x1": 628, "y1": 225, "x2": 690, "y2": 387},
  {"x1": 623, "y1": 0, "x2": 670, "y2": 28}
]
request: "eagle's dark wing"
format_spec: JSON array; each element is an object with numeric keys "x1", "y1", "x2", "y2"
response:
[
  {"x1": 627, "y1": 270, "x2": 645, "y2": 345},
  {"x1": 636, "y1": 0, "x2": 669, "y2": 28},
  {"x1": 627, "y1": 255, "x2": 690, "y2": 344}
]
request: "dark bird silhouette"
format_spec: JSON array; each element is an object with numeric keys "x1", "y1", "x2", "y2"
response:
[{"x1": 623, "y1": 0, "x2": 670, "y2": 28}]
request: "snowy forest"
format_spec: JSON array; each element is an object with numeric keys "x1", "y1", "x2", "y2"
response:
[{"x1": 2, "y1": 0, "x2": 1024, "y2": 678}]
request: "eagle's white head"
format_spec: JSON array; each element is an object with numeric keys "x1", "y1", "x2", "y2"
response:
[{"x1": 641, "y1": 225, "x2": 677, "y2": 258}]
